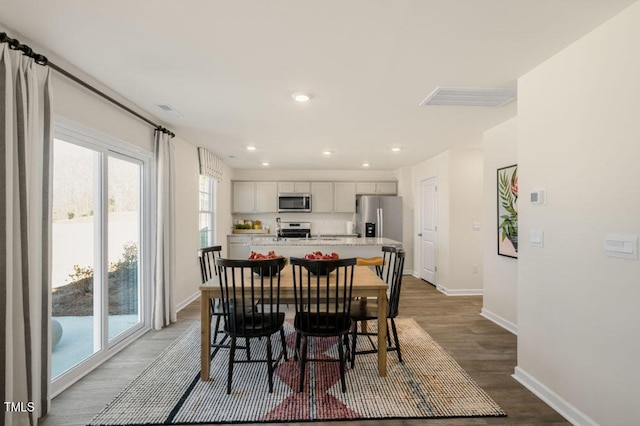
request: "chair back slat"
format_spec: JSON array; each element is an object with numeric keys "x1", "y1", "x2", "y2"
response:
[
  {"x1": 387, "y1": 250, "x2": 406, "y2": 318},
  {"x1": 378, "y1": 245, "x2": 399, "y2": 284},
  {"x1": 199, "y1": 245, "x2": 222, "y2": 284},
  {"x1": 215, "y1": 257, "x2": 286, "y2": 337}
]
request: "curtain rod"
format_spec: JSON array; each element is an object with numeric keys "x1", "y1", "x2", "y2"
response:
[{"x1": 0, "y1": 31, "x2": 175, "y2": 138}]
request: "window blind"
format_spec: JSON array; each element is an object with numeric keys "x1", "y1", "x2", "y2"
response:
[{"x1": 198, "y1": 147, "x2": 223, "y2": 181}]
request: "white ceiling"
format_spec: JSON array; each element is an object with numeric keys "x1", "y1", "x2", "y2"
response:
[{"x1": 0, "y1": 0, "x2": 636, "y2": 170}]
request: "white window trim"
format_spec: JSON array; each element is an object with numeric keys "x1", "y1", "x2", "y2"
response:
[
  {"x1": 51, "y1": 116, "x2": 155, "y2": 396},
  {"x1": 199, "y1": 174, "x2": 216, "y2": 247}
]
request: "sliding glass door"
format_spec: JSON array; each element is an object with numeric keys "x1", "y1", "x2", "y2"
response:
[
  {"x1": 107, "y1": 155, "x2": 142, "y2": 340},
  {"x1": 51, "y1": 120, "x2": 151, "y2": 393}
]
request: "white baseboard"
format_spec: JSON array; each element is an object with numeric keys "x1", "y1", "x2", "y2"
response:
[
  {"x1": 480, "y1": 308, "x2": 518, "y2": 335},
  {"x1": 512, "y1": 367, "x2": 597, "y2": 426},
  {"x1": 436, "y1": 285, "x2": 483, "y2": 296},
  {"x1": 408, "y1": 273, "x2": 481, "y2": 295},
  {"x1": 176, "y1": 291, "x2": 200, "y2": 312}
]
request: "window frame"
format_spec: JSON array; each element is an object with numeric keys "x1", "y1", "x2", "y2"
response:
[
  {"x1": 51, "y1": 116, "x2": 154, "y2": 396},
  {"x1": 198, "y1": 174, "x2": 216, "y2": 248}
]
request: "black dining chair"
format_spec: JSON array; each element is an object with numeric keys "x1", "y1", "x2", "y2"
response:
[
  {"x1": 199, "y1": 245, "x2": 224, "y2": 344},
  {"x1": 350, "y1": 248, "x2": 406, "y2": 368},
  {"x1": 215, "y1": 256, "x2": 288, "y2": 394},
  {"x1": 290, "y1": 257, "x2": 356, "y2": 393}
]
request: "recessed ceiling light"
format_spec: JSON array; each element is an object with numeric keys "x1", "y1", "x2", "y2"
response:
[
  {"x1": 322, "y1": 151, "x2": 333, "y2": 156},
  {"x1": 362, "y1": 162, "x2": 371, "y2": 167},
  {"x1": 261, "y1": 162, "x2": 270, "y2": 167},
  {"x1": 292, "y1": 92, "x2": 312, "y2": 102},
  {"x1": 247, "y1": 146, "x2": 256, "y2": 151},
  {"x1": 391, "y1": 147, "x2": 401, "y2": 152}
]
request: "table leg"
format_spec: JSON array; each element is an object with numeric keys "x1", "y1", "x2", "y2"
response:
[
  {"x1": 201, "y1": 293, "x2": 211, "y2": 381},
  {"x1": 377, "y1": 289, "x2": 387, "y2": 376}
]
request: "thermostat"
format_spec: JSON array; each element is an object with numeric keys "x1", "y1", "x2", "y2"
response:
[{"x1": 530, "y1": 189, "x2": 546, "y2": 205}]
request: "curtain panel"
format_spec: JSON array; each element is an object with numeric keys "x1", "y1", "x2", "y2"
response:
[
  {"x1": 0, "y1": 45, "x2": 53, "y2": 425},
  {"x1": 197, "y1": 147, "x2": 223, "y2": 182},
  {"x1": 152, "y1": 130, "x2": 176, "y2": 330}
]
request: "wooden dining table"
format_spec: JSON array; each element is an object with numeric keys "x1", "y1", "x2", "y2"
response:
[{"x1": 199, "y1": 264, "x2": 389, "y2": 381}]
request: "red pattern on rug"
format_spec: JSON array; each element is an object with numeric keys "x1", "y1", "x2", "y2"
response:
[{"x1": 261, "y1": 329, "x2": 361, "y2": 421}]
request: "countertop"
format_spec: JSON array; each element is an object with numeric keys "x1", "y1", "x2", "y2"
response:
[{"x1": 250, "y1": 236, "x2": 402, "y2": 247}]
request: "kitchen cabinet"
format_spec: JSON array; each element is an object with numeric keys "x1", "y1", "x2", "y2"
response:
[
  {"x1": 311, "y1": 182, "x2": 356, "y2": 213},
  {"x1": 232, "y1": 182, "x2": 255, "y2": 213},
  {"x1": 376, "y1": 181, "x2": 397, "y2": 194},
  {"x1": 277, "y1": 181, "x2": 310, "y2": 193},
  {"x1": 255, "y1": 182, "x2": 278, "y2": 212},
  {"x1": 232, "y1": 181, "x2": 278, "y2": 213},
  {"x1": 334, "y1": 182, "x2": 356, "y2": 212},
  {"x1": 355, "y1": 181, "x2": 397, "y2": 195},
  {"x1": 227, "y1": 235, "x2": 252, "y2": 259},
  {"x1": 310, "y1": 182, "x2": 333, "y2": 212}
]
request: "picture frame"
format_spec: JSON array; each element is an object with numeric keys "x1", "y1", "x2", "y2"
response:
[{"x1": 497, "y1": 164, "x2": 518, "y2": 258}]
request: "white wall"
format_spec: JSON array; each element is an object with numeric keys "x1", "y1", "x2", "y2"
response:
[
  {"x1": 515, "y1": 2, "x2": 640, "y2": 424},
  {"x1": 172, "y1": 139, "x2": 201, "y2": 309},
  {"x1": 52, "y1": 76, "x2": 153, "y2": 152},
  {"x1": 412, "y1": 151, "x2": 450, "y2": 288},
  {"x1": 412, "y1": 144, "x2": 484, "y2": 294},
  {"x1": 395, "y1": 165, "x2": 415, "y2": 273},
  {"x1": 482, "y1": 118, "x2": 518, "y2": 333},
  {"x1": 449, "y1": 144, "x2": 484, "y2": 294}
]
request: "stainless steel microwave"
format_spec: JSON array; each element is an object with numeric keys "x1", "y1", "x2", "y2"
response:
[{"x1": 278, "y1": 193, "x2": 311, "y2": 212}]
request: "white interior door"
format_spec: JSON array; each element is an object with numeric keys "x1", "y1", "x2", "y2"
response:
[{"x1": 420, "y1": 177, "x2": 438, "y2": 284}]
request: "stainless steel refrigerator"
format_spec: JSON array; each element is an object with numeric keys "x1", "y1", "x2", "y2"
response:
[{"x1": 355, "y1": 195, "x2": 403, "y2": 242}]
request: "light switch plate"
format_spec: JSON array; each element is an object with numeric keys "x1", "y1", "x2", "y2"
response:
[
  {"x1": 604, "y1": 234, "x2": 637, "y2": 260},
  {"x1": 530, "y1": 229, "x2": 544, "y2": 248}
]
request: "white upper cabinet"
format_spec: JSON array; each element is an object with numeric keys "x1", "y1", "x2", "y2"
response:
[
  {"x1": 310, "y1": 182, "x2": 333, "y2": 212},
  {"x1": 233, "y1": 180, "x2": 393, "y2": 214},
  {"x1": 277, "y1": 181, "x2": 311, "y2": 193},
  {"x1": 334, "y1": 182, "x2": 356, "y2": 213},
  {"x1": 375, "y1": 181, "x2": 397, "y2": 194},
  {"x1": 232, "y1": 181, "x2": 255, "y2": 213},
  {"x1": 232, "y1": 181, "x2": 278, "y2": 213},
  {"x1": 311, "y1": 182, "x2": 356, "y2": 213},
  {"x1": 355, "y1": 182, "x2": 376, "y2": 194},
  {"x1": 255, "y1": 182, "x2": 278, "y2": 212},
  {"x1": 355, "y1": 181, "x2": 397, "y2": 195}
]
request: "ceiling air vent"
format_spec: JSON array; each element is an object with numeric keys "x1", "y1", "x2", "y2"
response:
[
  {"x1": 419, "y1": 87, "x2": 516, "y2": 107},
  {"x1": 157, "y1": 104, "x2": 182, "y2": 117}
]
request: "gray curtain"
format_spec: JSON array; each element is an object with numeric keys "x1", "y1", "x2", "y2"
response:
[
  {"x1": 1, "y1": 45, "x2": 53, "y2": 425},
  {"x1": 152, "y1": 130, "x2": 176, "y2": 330}
]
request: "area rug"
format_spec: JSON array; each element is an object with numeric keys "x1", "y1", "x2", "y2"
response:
[{"x1": 89, "y1": 319, "x2": 506, "y2": 425}]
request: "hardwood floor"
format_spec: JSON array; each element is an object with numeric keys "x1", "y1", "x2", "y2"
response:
[{"x1": 41, "y1": 276, "x2": 569, "y2": 425}]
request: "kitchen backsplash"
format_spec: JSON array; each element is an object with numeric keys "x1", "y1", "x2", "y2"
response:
[{"x1": 233, "y1": 212, "x2": 357, "y2": 235}]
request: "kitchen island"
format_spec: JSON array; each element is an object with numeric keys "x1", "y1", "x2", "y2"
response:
[{"x1": 250, "y1": 236, "x2": 402, "y2": 259}]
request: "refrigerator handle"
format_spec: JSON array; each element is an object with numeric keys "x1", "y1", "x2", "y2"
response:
[{"x1": 378, "y1": 208, "x2": 383, "y2": 238}]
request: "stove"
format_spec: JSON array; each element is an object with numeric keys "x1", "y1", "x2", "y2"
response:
[{"x1": 278, "y1": 221, "x2": 311, "y2": 238}]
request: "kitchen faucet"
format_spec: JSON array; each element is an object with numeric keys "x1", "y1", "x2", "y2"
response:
[{"x1": 275, "y1": 217, "x2": 281, "y2": 241}]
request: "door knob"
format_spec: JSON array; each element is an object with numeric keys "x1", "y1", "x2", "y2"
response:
[{"x1": 418, "y1": 233, "x2": 422, "y2": 236}]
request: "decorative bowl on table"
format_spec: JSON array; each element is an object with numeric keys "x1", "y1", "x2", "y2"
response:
[
  {"x1": 249, "y1": 251, "x2": 286, "y2": 276},
  {"x1": 304, "y1": 252, "x2": 339, "y2": 275}
]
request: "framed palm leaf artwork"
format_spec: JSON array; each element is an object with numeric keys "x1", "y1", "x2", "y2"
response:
[{"x1": 497, "y1": 164, "x2": 518, "y2": 258}]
